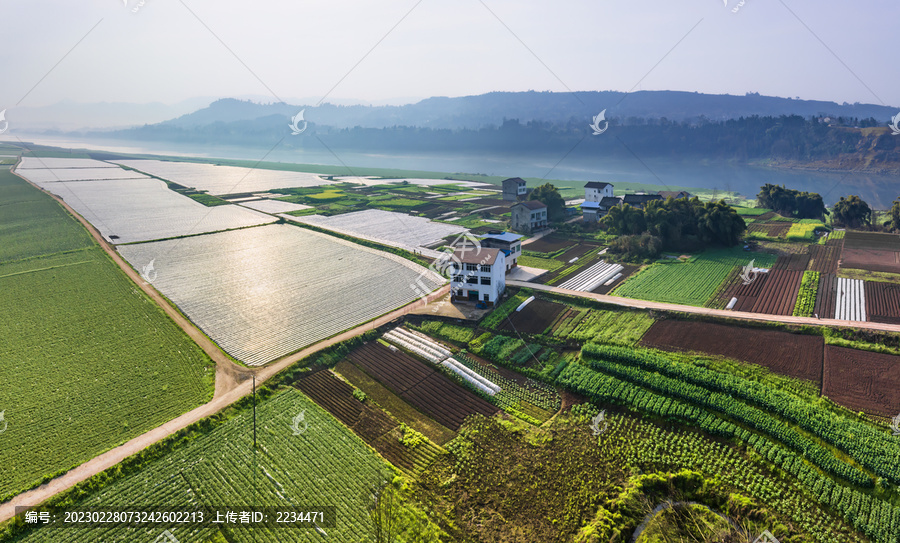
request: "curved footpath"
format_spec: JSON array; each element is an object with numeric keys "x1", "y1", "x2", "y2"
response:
[{"x1": 509, "y1": 280, "x2": 900, "y2": 334}]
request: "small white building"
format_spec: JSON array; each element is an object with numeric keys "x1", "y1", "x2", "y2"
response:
[
  {"x1": 449, "y1": 247, "x2": 506, "y2": 305},
  {"x1": 584, "y1": 182, "x2": 614, "y2": 202}
]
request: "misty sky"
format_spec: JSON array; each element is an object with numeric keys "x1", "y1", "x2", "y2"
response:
[{"x1": 1, "y1": 0, "x2": 898, "y2": 110}]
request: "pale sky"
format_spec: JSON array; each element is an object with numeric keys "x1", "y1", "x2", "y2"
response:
[{"x1": 1, "y1": 0, "x2": 898, "y2": 110}]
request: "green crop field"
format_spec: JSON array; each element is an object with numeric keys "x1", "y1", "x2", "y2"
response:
[
  {"x1": 0, "y1": 168, "x2": 94, "y2": 261},
  {"x1": 612, "y1": 248, "x2": 777, "y2": 306},
  {"x1": 0, "y1": 167, "x2": 214, "y2": 501},
  {"x1": 8, "y1": 389, "x2": 436, "y2": 543}
]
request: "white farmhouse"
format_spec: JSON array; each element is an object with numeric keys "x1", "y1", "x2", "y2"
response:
[
  {"x1": 584, "y1": 182, "x2": 614, "y2": 202},
  {"x1": 449, "y1": 247, "x2": 506, "y2": 305}
]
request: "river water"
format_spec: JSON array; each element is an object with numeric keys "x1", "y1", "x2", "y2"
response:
[{"x1": 14, "y1": 135, "x2": 900, "y2": 208}]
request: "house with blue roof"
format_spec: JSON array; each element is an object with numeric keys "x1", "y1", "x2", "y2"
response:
[{"x1": 478, "y1": 232, "x2": 523, "y2": 272}]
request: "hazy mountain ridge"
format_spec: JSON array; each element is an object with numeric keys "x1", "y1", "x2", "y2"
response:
[{"x1": 157, "y1": 91, "x2": 898, "y2": 130}]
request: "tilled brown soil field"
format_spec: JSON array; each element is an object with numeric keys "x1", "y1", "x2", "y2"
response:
[
  {"x1": 823, "y1": 345, "x2": 900, "y2": 416},
  {"x1": 640, "y1": 319, "x2": 824, "y2": 384},
  {"x1": 524, "y1": 235, "x2": 576, "y2": 253},
  {"x1": 732, "y1": 272, "x2": 769, "y2": 312},
  {"x1": 807, "y1": 244, "x2": 840, "y2": 274},
  {"x1": 844, "y1": 231, "x2": 900, "y2": 250},
  {"x1": 772, "y1": 253, "x2": 811, "y2": 271},
  {"x1": 749, "y1": 269, "x2": 803, "y2": 315},
  {"x1": 347, "y1": 342, "x2": 498, "y2": 430},
  {"x1": 840, "y1": 232, "x2": 900, "y2": 273},
  {"x1": 294, "y1": 369, "x2": 442, "y2": 472},
  {"x1": 841, "y1": 247, "x2": 900, "y2": 274},
  {"x1": 813, "y1": 273, "x2": 838, "y2": 318},
  {"x1": 747, "y1": 222, "x2": 792, "y2": 237},
  {"x1": 865, "y1": 281, "x2": 900, "y2": 324},
  {"x1": 559, "y1": 242, "x2": 603, "y2": 262},
  {"x1": 500, "y1": 298, "x2": 566, "y2": 334}
]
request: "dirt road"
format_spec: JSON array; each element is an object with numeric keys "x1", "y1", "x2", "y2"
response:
[
  {"x1": 2, "y1": 166, "x2": 451, "y2": 521},
  {"x1": 509, "y1": 280, "x2": 900, "y2": 334},
  {"x1": 0, "y1": 279, "x2": 448, "y2": 522}
]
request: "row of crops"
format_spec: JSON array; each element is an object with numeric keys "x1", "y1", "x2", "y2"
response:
[
  {"x1": 557, "y1": 363, "x2": 900, "y2": 543},
  {"x1": 611, "y1": 248, "x2": 777, "y2": 307},
  {"x1": 547, "y1": 306, "x2": 654, "y2": 345},
  {"x1": 598, "y1": 414, "x2": 889, "y2": 543},
  {"x1": 8, "y1": 390, "x2": 402, "y2": 543},
  {"x1": 455, "y1": 353, "x2": 561, "y2": 413},
  {"x1": 792, "y1": 271, "x2": 820, "y2": 317},
  {"x1": 579, "y1": 344, "x2": 899, "y2": 486}
]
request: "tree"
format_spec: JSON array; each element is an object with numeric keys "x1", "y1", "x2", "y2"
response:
[
  {"x1": 698, "y1": 200, "x2": 747, "y2": 246},
  {"x1": 601, "y1": 204, "x2": 646, "y2": 235},
  {"x1": 832, "y1": 195, "x2": 872, "y2": 228},
  {"x1": 887, "y1": 198, "x2": 900, "y2": 232},
  {"x1": 529, "y1": 183, "x2": 566, "y2": 222},
  {"x1": 366, "y1": 476, "x2": 400, "y2": 543}
]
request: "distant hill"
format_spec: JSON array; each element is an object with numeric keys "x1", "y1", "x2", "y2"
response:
[{"x1": 156, "y1": 91, "x2": 898, "y2": 130}]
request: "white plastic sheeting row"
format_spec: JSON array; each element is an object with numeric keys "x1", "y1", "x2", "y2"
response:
[
  {"x1": 441, "y1": 358, "x2": 500, "y2": 396},
  {"x1": 835, "y1": 277, "x2": 866, "y2": 322},
  {"x1": 383, "y1": 327, "x2": 500, "y2": 395},
  {"x1": 383, "y1": 329, "x2": 447, "y2": 364},
  {"x1": 558, "y1": 260, "x2": 624, "y2": 292}
]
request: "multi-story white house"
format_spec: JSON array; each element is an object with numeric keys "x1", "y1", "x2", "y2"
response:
[
  {"x1": 584, "y1": 182, "x2": 614, "y2": 202},
  {"x1": 449, "y1": 247, "x2": 506, "y2": 305},
  {"x1": 477, "y1": 232, "x2": 523, "y2": 271}
]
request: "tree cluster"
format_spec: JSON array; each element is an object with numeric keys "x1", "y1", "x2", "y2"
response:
[
  {"x1": 832, "y1": 195, "x2": 872, "y2": 228},
  {"x1": 756, "y1": 184, "x2": 828, "y2": 220},
  {"x1": 528, "y1": 183, "x2": 566, "y2": 221},
  {"x1": 601, "y1": 197, "x2": 746, "y2": 260}
]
